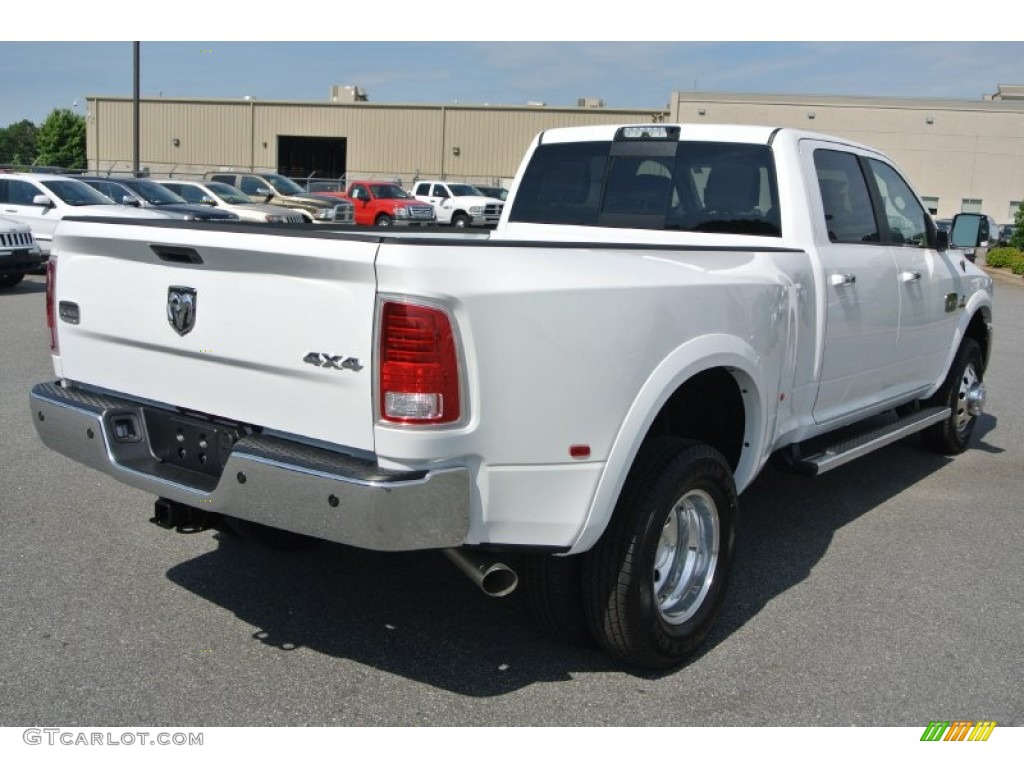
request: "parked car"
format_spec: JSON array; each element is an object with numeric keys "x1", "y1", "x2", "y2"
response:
[
  {"x1": 0, "y1": 172, "x2": 170, "y2": 257},
  {"x1": 315, "y1": 182, "x2": 435, "y2": 227},
  {"x1": 204, "y1": 171, "x2": 354, "y2": 225},
  {"x1": 0, "y1": 216, "x2": 42, "y2": 289},
  {"x1": 474, "y1": 185, "x2": 509, "y2": 202},
  {"x1": 78, "y1": 177, "x2": 239, "y2": 222},
  {"x1": 156, "y1": 180, "x2": 307, "y2": 224},
  {"x1": 998, "y1": 223, "x2": 1015, "y2": 246},
  {"x1": 410, "y1": 180, "x2": 504, "y2": 227}
]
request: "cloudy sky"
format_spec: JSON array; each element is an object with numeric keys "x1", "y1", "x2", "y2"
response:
[{"x1": 2, "y1": 4, "x2": 1019, "y2": 128}]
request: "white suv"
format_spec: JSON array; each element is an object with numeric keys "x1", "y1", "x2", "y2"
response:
[
  {"x1": 0, "y1": 216, "x2": 42, "y2": 289},
  {"x1": 0, "y1": 173, "x2": 170, "y2": 256},
  {"x1": 410, "y1": 180, "x2": 504, "y2": 227}
]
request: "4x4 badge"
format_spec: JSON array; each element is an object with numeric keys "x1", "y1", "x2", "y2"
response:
[
  {"x1": 167, "y1": 286, "x2": 197, "y2": 336},
  {"x1": 303, "y1": 352, "x2": 363, "y2": 371}
]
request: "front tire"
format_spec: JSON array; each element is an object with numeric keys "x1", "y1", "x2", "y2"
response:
[
  {"x1": 0, "y1": 273, "x2": 24, "y2": 289},
  {"x1": 451, "y1": 213, "x2": 470, "y2": 228},
  {"x1": 375, "y1": 214, "x2": 393, "y2": 227},
  {"x1": 922, "y1": 338, "x2": 985, "y2": 454},
  {"x1": 583, "y1": 438, "x2": 737, "y2": 669}
]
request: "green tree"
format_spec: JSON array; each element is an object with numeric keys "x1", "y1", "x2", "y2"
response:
[
  {"x1": 0, "y1": 119, "x2": 38, "y2": 165},
  {"x1": 1011, "y1": 203, "x2": 1024, "y2": 251},
  {"x1": 34, "y1": 108, "x2": 86, "y2": 170}
]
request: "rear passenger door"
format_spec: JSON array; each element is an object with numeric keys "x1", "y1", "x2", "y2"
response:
[{"x1": 805, "y1": 143, "x2": 901, "y2": 424}]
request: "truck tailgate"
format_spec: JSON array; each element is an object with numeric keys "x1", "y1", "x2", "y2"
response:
[{"x1": 51, "y1": 220, "x2": 380, "y2": 452}]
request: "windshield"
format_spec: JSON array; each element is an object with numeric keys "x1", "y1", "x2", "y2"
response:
[
  {"x1": 41, "y1": 179, "x2": 118, "y2": 206},
  {"x1": 448, "y1": 184, "x2": 482, "y2": 196},
  {"x1": 206, "y1": 182, "x2": 251, "y2": 204},
  {"x1": 370, "y1": 184, "x2": 412, "y2": 199},
  {"x1": 263, "y1": 173, "x2": 305, "y2": 196},
  {"x1": 125, "y1": 179, "x2": 188, "y2": 205}
]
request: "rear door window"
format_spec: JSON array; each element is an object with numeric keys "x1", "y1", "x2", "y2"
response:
[{"x1": 813, "y1": 149, "x2": 881, "y2": 244}]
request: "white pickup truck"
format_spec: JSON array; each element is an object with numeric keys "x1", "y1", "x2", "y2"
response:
[
  {"x1": 30, "y1": 123, "x2": 993, "y2": 669},
  {"x1": 410, "y1": 180, "x2": 504, "y2": 227}
]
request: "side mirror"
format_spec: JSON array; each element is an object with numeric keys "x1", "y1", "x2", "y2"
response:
[
  {"x1": 121, "y1": 196, "x2": 141, "y2": 207},
  {"x1": 950, "y1": 213, "x2": 985, "y2": 249},
  {"x1": 32, "y1": 194, "x2": 53, "y2": 208},
  {"x1": 200, "y1": 197, "x2": 217, "y2": 206}
]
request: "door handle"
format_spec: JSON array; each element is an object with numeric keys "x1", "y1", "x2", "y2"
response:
[
  {"x1": 829, "y1": 273, "x2": 856, "y2": 287},
  {"x1": 900, "y1": 270, "x2": 922, "y2": 283}
]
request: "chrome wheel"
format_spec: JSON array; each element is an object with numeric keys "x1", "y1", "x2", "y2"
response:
[
  {"x1": 924, "y1": 337, "x2": 984, "y2": 455},
  {"x1": 956, "y1": 362, "x2": 986, "y2": 434},
  {"x1": 653, "y1": 489, "x2": 720, "y2": 625}
]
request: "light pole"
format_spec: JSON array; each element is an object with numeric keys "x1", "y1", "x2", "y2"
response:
[{"x1": 133, "y1": 42, "x2": 140, "y2": 177}]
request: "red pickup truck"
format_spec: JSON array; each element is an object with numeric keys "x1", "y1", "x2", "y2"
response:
[{"x1": 311, "y1": 181, "x2": 436, "y2": 227}]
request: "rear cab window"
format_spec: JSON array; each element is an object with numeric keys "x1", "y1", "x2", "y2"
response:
[{"x1": 509, "y1": 129, "x2": 781, "y2": 236}]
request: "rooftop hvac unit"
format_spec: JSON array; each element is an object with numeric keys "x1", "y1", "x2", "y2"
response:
[
  {"x1": 331, "y1": 85, "x2": 368, "y2": 103},
  {"x1": 577, "y1": 97, "x2": 605, "y2": 108}
]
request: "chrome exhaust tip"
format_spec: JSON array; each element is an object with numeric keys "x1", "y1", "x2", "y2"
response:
[{"x1": 443, "y1": 548, "x2": 518, "y2": 597}]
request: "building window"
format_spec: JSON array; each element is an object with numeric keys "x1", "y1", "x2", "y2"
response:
[
  {"x1": 921, "y1": 196, "x2": 939, "y2": 216},
  {"x1": 1009, "y1": 201, "x2": 1022, "y2": 221},
  {"x1": 961, "y1": 198, "x2": 982, "y2": 214}
]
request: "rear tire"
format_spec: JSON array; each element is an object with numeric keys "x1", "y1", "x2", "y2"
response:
[
  {"x1": 922, "y1": 338, "x2": 985, "y2": 455},
  {"x1": 518, "y1": 552, "x2": 593, "y2": 647},
  {"x1": 583, "y1": 438, "x2": 737, "y2": 669}
]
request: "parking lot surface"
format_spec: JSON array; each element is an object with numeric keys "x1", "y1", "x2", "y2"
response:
[{"x1": 1, "y1": 272, "x2": 1021, "y2": 727}]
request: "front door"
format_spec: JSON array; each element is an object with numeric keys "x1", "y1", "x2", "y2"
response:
[{"x1": 864, "y1": 157, "x2": 960, "y2": 393}]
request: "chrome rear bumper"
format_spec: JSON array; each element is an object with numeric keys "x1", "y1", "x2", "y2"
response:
[{"x1": 29, "y1": 382, "x2": 470, "y2": 551}]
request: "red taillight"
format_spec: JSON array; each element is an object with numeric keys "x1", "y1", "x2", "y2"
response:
[
  {"x1": 379, "y1": 301, "x2": 461, "y2": 425},
  {"x1": 45, "y1": 260, "x2": 58, "y2": 352}
]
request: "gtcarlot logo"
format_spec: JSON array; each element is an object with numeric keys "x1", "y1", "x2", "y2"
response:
[
  {"x1": 920, "y1": 720, "x2": 997, "y2": 742},
  {"x1": 23, "y1": 728, "x2": 203, "y2": 747}
]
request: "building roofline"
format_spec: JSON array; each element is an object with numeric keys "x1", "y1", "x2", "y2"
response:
[
  {"x1": 85, "y1": 94, "x2": 667, "y2": 116},
  {"x1": 672, "y1": 89, "x2": 1024, "y2": 112}
]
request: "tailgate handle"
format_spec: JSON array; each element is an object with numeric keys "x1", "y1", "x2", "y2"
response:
[{"x1": 151, "y1": 245, "x2": 204, "y2": 264}]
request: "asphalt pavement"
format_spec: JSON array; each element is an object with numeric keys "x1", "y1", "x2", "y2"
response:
[{"x1": 1, "y1": 271, "x2": 1021, "y2": 728}]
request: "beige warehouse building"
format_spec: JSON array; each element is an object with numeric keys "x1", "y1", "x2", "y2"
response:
[
  {"x1": 84, "y1": 91, "x2": 660, "y2": 190},
  {"x1": 86, "y1": 84, "x2": 1024, "y2": 222}
]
